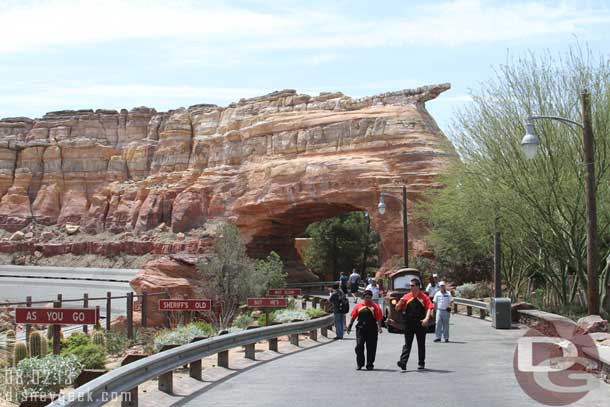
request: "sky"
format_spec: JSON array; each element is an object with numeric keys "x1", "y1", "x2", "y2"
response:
[{"x1": 1, "y1": 0, "x2": 610, "y2": 134}]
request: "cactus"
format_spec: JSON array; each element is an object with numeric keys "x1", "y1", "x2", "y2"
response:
[
  {"x1": 5, "y1": 329, "x2": 16, "y2": 355},
  {"x1": 47, "y1": 325, "x2": 55, "y2": 339},
  {"x1": 29, "y1": 330, "x2": 44, "y2": 357},
  {"x1": 40, "y1": 335, "x2": 48, "y2": 356},
  {"x1": 92, "y1": 331, "x2": 106, "y2": 348},
  {"x1": 13, "y1": 341, "x2": 27, "y2": 366}
]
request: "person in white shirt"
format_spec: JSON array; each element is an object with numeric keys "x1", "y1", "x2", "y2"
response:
[
  {"x1": 433, "y1": 281, "x2": 453, "y2": 342},
  {"x1": 365, "y1": 279, "x2": 381, "y2": 306},
  {"x1": 425, "y1": 274, "x2": 440, "y2": 299}
]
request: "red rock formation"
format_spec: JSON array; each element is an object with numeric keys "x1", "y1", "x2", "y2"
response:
[{"x1": 0, "y1": 85, "x2": 456, "y2": 266}]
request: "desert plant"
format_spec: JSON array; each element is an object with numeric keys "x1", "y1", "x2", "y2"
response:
[
  {"x1": 64, "y1": 344, "x2": 106, "y2": 370},
  {"x1": 257, "y1": 311, "x2": 277, "y2": 326},
  {"x1": 28, "y1": 331, "x2": 44, "y2": 358},
  {"x1": 275, "y1": 309, "x2": 310, "y2": 323},
  {"x1": 104, "y1": 330, "x2": 130, "y2": 356},
  {"x1": 305, "y1": 307, "x2": 326, "y2": 318},
  {"x1": 232, "y1": 312, "x2": 254, "y2": 329},
  {"x1": 13, "y1": 341, "x2": 27, "y2": 366},
  {"x1": 92, "y1": 331, "x2": 106, "y2": 348},
  {"x1": 16, "y1": 354, "x2": 82, "y2": 401},
  {"x1": 153, "y1": 324, "x2": 216, "y2": 352},
  {"x1": 5, "y1": 329, "x2": 15, "y2": 363},
  {"x1": 186, "y1": 321, "x2": 216, "y2": 337},
  {"x1": 40, "y1": 336, "x2": 48, "y2": 356},
  {"x1": 61, "y1": 332, "x2": 90, "y2": 353},
  {"x1": 455, "y1": 282, "x2": 489, "y2": 299}
]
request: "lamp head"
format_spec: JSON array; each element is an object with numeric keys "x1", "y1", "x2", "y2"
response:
[
  {"x1": 377, "y1": 195, "x2": 386, "y2": 215},
  {"x1": 521, "y1": 120, "x2": 539, "y2": 160}
]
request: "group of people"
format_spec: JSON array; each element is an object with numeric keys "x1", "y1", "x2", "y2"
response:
[{"x1": 329, "y1": 271, "x2": 454, "y2": 371}]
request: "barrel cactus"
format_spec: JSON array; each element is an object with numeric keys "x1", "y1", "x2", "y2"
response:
[
  {"x1": 40, "y1": 335, "x2": 48, "y2": 356},
  {"x1": 92, "y1": 331, "x2": 106, "y2": 348},
  {"x1": 29, "y1": 330, "x2": 44, "y2": 358},
  {"x1": 5, "y1": 329, "x2": 16, "y2": 358},
  {"x1": 13, "y1": 341, "x2": 27, "y2": 366}
]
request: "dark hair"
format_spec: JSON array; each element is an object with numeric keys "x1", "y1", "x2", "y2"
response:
[
  {"x1": 363, "y1": 289, "x2": 373, "y2": 297},
  {"x1": 411, "y1": 278, "x2": 421, "y2": 287},
  {"x1": 332, "y1": 283, "x2": 340, "y2": 290}
]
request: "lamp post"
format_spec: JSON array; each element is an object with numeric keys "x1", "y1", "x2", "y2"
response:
[
  {"x1": 377, "y1": 185, "x2": 409, "y2": 268},
  {"x1": 520, "y1": 90, "x2": 599, "y2": 315}
]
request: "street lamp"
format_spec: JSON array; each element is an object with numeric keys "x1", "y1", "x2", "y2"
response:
[
  {"x1": 378, "y1": 185, "x2": 409, "y2": 268},
  {"x1": 520, "y1": 91, "x2": 599, "y2": 315}
]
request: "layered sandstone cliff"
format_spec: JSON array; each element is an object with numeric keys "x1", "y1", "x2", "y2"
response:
[{"x1": 0, "y1": 84, "x2": 455, "y2": 262}]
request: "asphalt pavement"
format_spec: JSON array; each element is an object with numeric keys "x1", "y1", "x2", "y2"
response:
[{"x1": 182, "y1": 314, "x2": 610, "y2": 407}]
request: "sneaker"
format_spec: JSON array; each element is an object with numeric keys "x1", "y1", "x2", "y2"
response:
[
  {"x1": 356, "y1": 365, "x2": 363, "y2": 371},
  {"x1": 417, "y1": 364, "x2": 425, "y2": 370},
  {"x1": 396, "y1": 361, "x2": 406, "y2": 371},
  {"x1": 445, "y1": 339, "x2": 449, "y2": 343},
  {"x1": 366, "y1": 365, "x2": 374, "y2": 371},
  {"x1": 433, "y1": 338, "x2": 441, "y2": 343}
]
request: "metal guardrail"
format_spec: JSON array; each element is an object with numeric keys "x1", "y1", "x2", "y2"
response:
[
  {"x1": 49, "y1": 314, "x2": 334, "y2": 407},
  {"x1": 452, "y1": 297, "x2": 489, "y2": 319}
]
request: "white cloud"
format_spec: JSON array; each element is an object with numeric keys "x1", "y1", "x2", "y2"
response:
[{"x1": 0, "y1": 0, "x2": 608, "y2": 56}]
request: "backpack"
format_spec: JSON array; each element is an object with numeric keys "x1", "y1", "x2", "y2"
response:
[{"x1": 337, "y1": 292, "x2": 350, "y2": 314}]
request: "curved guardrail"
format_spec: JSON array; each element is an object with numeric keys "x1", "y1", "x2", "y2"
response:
[{"x1": 50, "y1": 315, "x2": 334, "y2": 407}]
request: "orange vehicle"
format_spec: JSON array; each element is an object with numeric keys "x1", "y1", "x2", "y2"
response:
[{"x1": 382, "y1": 268, "x2": 422, "y2": 333}]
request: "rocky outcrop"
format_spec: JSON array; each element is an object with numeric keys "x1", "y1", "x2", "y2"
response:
[
  {"x1": 0, "y1": 84, "x2": 455, "y2": 263},
  {"x1": 576, "y1": 314, "x2": 609, "y2": 335}
]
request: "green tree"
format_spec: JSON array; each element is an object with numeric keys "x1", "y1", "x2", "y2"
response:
[
  {"x1": 417, "y1": 46, "x2": 610, "y2": 314},
  {"x1": 198, "y1": 222, "x2": 286, "y2": 329},
  {"x1": 303, "y1": 212, "x2": 379, "y2": 279}
]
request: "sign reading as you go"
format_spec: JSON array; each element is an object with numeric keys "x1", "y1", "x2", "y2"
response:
[
  {"x1": 267, "y1": 288, "x2": 302, "y2": 296},
  {"x1": 159, "y1": 299, "x2": 212, "y2": 311},
  {"x1": 15, "y1": 308, "x2": 98, "y2": 325},
  {"x1": 247, "y1": 298, "x2": 288, "y2": 308}
]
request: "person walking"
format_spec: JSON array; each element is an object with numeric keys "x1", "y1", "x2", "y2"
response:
[
  {"x1": 339, "y1": 272, "x2": 348, "y2": 294},
  {"x1": 433, "y1": 281, "x2": 453, "y2": 343},
  {"x1": 346, "y1": 290, "x2": 383, "y2": 370},
  {"x1": 365, "y1": 279, "x2": 381, "y2": 307},
  {"x1": 348, "y1": 269, "x2": 361, "y2": 302},
  {"x1": 329, "y1": 284, "x2": 349, "y2": 339},
  {"x1": 395, "y1": 278, "x2": 433, "y2": 371},
  {"x1": 425, "y1": 274, "x2": 440, "y2": 299}
]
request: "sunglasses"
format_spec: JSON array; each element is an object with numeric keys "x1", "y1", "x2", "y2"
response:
[{"x1": 410, "y1": 284, "x2": 417, "y2": 287}]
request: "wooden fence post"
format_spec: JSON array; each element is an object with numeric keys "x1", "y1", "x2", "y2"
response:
[
  {"x1": 141, "y1": 291, "x2": 148, "y2": 328},
  {"x1": 83, "y1": 293, "x2": 89, "y2": 334},
  {"x1": 126, "y1": 292, "x2": 134, "y2": 340},
  {"x1": 25, "y1": 296, "x2": 32, "y2": 343},
  {"x1": 52, "y1": 301, "x2": 61, "y2": 355},
  {"x1": 106, "y1": 292, "x2": 112, "y2": 331}
]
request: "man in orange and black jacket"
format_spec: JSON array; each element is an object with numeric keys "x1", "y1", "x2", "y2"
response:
[
  {"x1": 346, "y1": 289, "x2": 383, "y2": 370},
  {"x1": 395, "y1": 278, "x2": 433, "y2": 371}
]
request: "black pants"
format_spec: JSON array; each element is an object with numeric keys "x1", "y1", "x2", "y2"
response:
[
  {"x1": 399, "y1": 323, "x2": 427, "y2": 366},
  {"x1": 355, "y1": 327, "x2": 378, "y2": 368}
]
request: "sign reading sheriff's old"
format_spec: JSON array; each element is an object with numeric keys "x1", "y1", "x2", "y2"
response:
[
  {"x1": 247, "y1": 298, "x2": 288, "y2": 308},
  {"x1": 267, "y1": 288, "x2": 302, "y2": 296},
  {"x1": 159, "y1": 299, "x2": 212, "y2": 311},
  {"x1": 15, "y1": 308, "x2": 98, "y2": 325}
]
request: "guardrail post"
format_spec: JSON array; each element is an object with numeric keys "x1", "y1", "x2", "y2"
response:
[
  {"x1": 189, "y1": 359, "x2": 202, "y2": 380},
  {"x1": 289, "y1": 333, "x2": 299, "y2": 346},
  {"x1": 480, "y1": 308, "x2": 487, "y2": 319},
  {"x1": 141, "y1": 291, "x2": 148, "y2": 328},
  {"x1": 312, "y1": 298, "x2": 319, "y2": 308},
  {"x1": 301, "y1": 298, "x2": 307, "y2": 309},
  {"x1": 126, "y1": 292, "x2": 134, "y2": 340},
  {"x1": 106, "y1": 291, "x2": 112, "y2": 331},
  {"x1": 121, "y1": 354, "x2": 146, "y2": 407},
  {"x1": 83, "y1": 293, "x2": 89, "y2": 334},
  {"x1": 466, "y1": 306, "x2": 473, "y2": 316},
  {"x1": 245, "y1": 343, "x2": 256, "y2": 360},
  {"x1": 25, "y1": 296, "x2": 32, "y2": 343},
  {"x1": 321, "y1": 326, "x2": 328, "y2": 337},
  {"x1": 158, "y1": 370, "x2": 173, "y2": 394},
  {"x1": 452, "y1": 303, "x2": 458, "y2": 314},
  {"x1": 218, "y1": 350, "x2": 229, "y2": 368},
  {"x1": 309, "y1": 329, "x2": 318, "y2": 341},
  {"x1": 268, "y1": 337, "x2": 278, "y2": 352}
]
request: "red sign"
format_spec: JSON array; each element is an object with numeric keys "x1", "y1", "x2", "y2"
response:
[
  {"x1": 159, "y1": 299, "x2": 212, "y2": 311},
  {"x1": 247, "y1": 298, "x2": 288, "y2": 308},
  {"x1": 267, "y1": 288, "x2": 302, "y2": 296},
  {"x1": 15, "y1": 308, "x2": 98, "y2": 325}
]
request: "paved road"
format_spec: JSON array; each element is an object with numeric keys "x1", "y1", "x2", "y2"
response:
[{"x1": 183, "y1": 315, "x2": 610, "y2": 407}]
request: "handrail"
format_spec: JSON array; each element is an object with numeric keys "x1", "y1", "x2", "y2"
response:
[{"x1": 49, "y1": 314, "x2": 334, "y2": 407}]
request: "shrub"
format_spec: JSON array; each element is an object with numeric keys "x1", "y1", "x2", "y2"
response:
[
  {"x1": 257, "y1": 311, "x2": 277, "y2": 326},
  {"x1": 104, "y1": 330, "x2": 129, "y2": 356},
  {"x1": 16, "y1": 354, "x2": 82, "y2": 401},
  {"x1": 274, "y1": 309, "x2": 310, "y2": 323},
  {"x1": 232, "y1": 312, "x2": 254, "y2": 329},
  {"x1": 153, "y1": 324, "x2": 215, "y2": 352},
  {"x1": 306, "y1": 308, "x2": 327, "y2": 318},
  {"x1": 186, "y1": 321, "x2": 216, "y2": 337},
  {"x1": 64, "y1": 344, "x2": 106, "y2": 370},
  {"x1": 92, "y1": 331, "x2": 106, "y2": 348},
  {"x1": 61, "y1": 333, "x2": 90, "y2": 353},
  {"x1": 455, "y1": 282, "x2": 489, "y2": 299}
]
